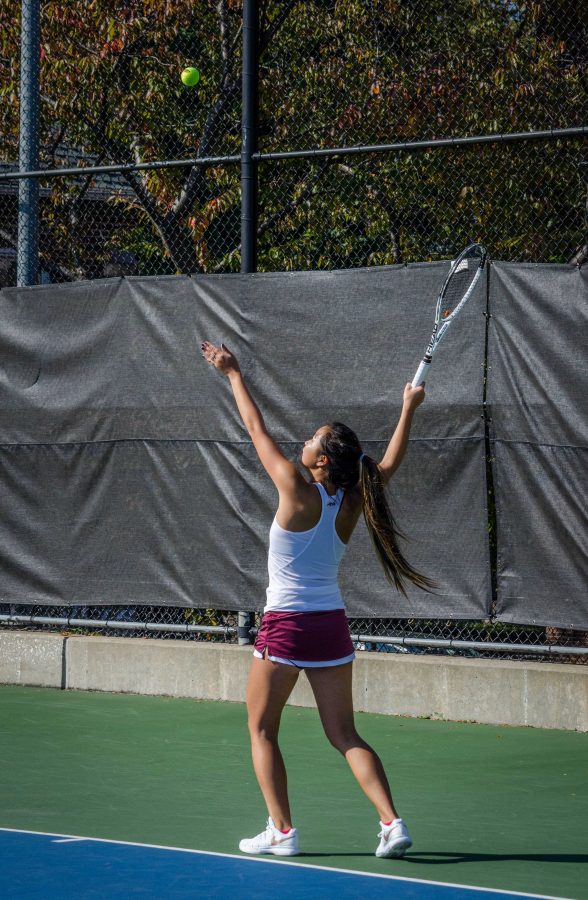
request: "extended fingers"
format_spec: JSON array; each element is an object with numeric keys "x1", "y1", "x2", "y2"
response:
[{"x1": 201, "y1": 341, "x2": 218, "y2": 363}]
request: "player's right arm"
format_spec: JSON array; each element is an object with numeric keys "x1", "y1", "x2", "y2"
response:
[{"x1": 377, "y1": 384, "x2": 425, "y2": 485}]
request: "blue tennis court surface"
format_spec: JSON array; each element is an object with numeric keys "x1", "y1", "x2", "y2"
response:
[{"x1": 0, "y1": 828, "x2": 569, "y2": 900}]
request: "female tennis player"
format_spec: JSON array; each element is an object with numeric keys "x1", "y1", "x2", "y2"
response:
[{"x1": 201, "y1": 340, "x2": 433, "y2": 859}]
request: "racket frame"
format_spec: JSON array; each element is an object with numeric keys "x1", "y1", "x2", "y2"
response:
[{"x1": 411, "y1": 243, "x2": 487, "y2": 388}]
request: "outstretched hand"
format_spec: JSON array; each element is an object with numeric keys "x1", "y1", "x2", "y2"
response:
[
  {"x1": 403, "y1": 382, "x2": 425, "y2": 411},
  {"x1": 201, "y1": 341, "x2": 240, "y2": 376}
]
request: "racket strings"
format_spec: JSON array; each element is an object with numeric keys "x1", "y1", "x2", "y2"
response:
[{"x1": 440, "y1": 257, "x2": 480, "y2": 318}]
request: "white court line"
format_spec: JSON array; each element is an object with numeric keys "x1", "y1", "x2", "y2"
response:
[
  {"x1": 0, "y1": 826, "x2": 571, "y2": 900},
  {"x1": 52, "y1": 838, "x2": 86, "y2": 844}
]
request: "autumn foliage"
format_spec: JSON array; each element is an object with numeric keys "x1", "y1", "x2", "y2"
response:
[{"x1": 0, "y1": 0, "x2": 586, "y2": 279}]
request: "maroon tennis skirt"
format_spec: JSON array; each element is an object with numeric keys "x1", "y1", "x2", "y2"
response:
[{"x1": 254, "y1": 609, "x2": 355, "y2": 667}]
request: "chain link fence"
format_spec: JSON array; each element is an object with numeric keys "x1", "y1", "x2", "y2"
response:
[
  {"x1": 0, "y1": 162, "x2": 243, "y2": 282},
  {"x1": 1, "y1": 1, "x2": 587, "y2": 280},
  {"x1": 1, "y1": 1, "x2": 587, "y2": 659},
  {"x1": 1, "y1": 136, "x2": 585, "y2": 283},
  {"x1": 260, "y1": 0, "x2": 587, "y2": 147},
  {"x1": 257, "y1": 139, "x2": 587, "y2": 269},
  {"x1": 1, "y1": 604, "x2": 586, "y2": 664}
]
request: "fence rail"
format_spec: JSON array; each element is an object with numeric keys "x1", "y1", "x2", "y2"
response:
[
  {"x1": 1, "y1": 605, "x2": 586, "y2": 665},
  {"x1": 2, "y1": 126, "x2": 587, "y2": 183}
]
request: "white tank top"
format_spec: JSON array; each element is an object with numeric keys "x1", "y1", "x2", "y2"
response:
[{"x1": 265, "y1": 482, "x2": 347, "y2": 612}]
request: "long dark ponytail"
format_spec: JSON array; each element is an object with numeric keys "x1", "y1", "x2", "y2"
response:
[{"x1": 320, "y1": 422, "x2": 436, "y2": 597}]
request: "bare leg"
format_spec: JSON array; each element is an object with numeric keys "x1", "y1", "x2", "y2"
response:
[
  {"x1": 245, "y1": 653, "x2": 300, "y2": 830},
  {"x1": 305, "y1": 662, "x2": 399, "y2": 823}
]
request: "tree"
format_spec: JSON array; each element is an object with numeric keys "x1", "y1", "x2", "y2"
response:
[{"x1": 0, "y1": 0, "x2": 586, "y2": 279}]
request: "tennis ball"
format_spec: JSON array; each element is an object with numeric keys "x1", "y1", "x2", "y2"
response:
[{"x1": 181, "y1": 66, "x2": 200, "y2": 87}]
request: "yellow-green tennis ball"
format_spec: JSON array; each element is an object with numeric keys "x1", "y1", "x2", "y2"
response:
[{"x1": 181, "y1": 67, "x2": 200, "y2": 87}]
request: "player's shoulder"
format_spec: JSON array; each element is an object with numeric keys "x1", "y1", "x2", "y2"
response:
[{"x1": 283, "y1": 468, "x2": 318, "y2": 498}]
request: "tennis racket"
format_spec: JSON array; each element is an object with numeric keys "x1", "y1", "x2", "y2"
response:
[{"x1": 411, "y1": 243, "x2": 487, "y2": 387}]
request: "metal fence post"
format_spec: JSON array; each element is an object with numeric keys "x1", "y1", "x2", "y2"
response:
[
  {"x1": 238, "y1": 611, "x2": 254, "y2": 646},
  {"x1": 17, "y1": 0, "x2": 41, "y2": 287},
  {"x1": 241, "y1": 0, "x2": 259, "y2": 275},
  {"x1": 239, "y1": 0, "x2": 258, "y2": 645}
]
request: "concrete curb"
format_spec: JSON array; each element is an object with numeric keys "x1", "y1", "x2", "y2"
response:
[{"x1": 1, "y1": 630, "x2": 586, "y2": 731}]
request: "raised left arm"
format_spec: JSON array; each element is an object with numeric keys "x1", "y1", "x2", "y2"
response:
[{"x1": 201, "y1": 341, "x2": 303, "y2": 493}]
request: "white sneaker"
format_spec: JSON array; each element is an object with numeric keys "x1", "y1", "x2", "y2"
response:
[
  {"x1": 239, "y1": 817, "x2": 300, "y2": 856},
  {"x1": 375, "y1": 818, "x2": 412, "y2": 858}
]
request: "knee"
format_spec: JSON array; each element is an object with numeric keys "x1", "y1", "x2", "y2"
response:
[
  {"x1": 324, "y1": 727, "x2": 361, "y2": 754},
  {"x1": 248, "y1": 718, "x2": 280, "y2": 743}
]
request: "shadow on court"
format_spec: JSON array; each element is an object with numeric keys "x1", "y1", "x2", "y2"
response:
[
  {"x1": 1, "y1": 685, "x2": 586, "y2": 900},
  {"x1": 404, "y1": 852, "x2": 588, "y2": 866},
  {"x1": 288, "y1": 851, "x2": 588, "y2": 869}
]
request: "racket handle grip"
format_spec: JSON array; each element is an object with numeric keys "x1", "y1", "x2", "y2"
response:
[{"x1": 411, "y1": 359, "x2": 430, "y2": 388}]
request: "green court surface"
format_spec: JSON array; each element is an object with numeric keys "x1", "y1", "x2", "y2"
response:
[{"x1": 1, "y1": 685, "x2": 586, "y2": 899}]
